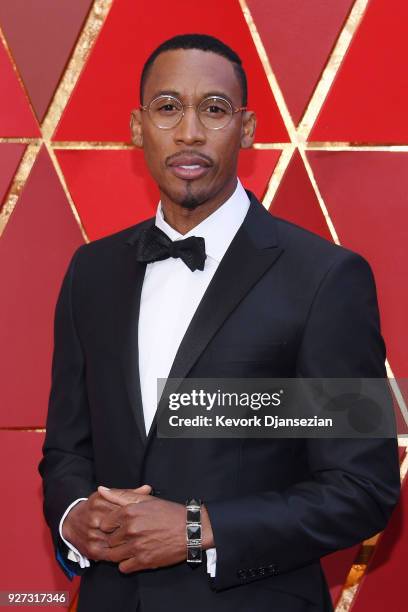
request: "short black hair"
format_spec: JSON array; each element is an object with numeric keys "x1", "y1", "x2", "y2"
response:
[{"x1": 139, "y1": 33, "x2": 247, "y2": 106}]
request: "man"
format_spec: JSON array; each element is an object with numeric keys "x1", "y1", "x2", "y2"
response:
[{"x1": 39, "y1": 34, "x2": 400, "y2": 612}]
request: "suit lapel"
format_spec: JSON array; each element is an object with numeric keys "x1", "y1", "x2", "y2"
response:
[
  {"x1": 142, "y1": 192, "x2": 284, "y2": 447},
  {"x1": 120, "y1": 193, "x2": 284, "y2": 449},
  {"x1": 119, "y1": 219, "x2": 154, "y2": 444}
]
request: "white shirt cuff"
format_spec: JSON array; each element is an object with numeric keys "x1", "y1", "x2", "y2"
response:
[
  {"x1": 59, "y1": 498, "x2": 90, "y2": 568},
  {"x1": 206, "y1": 547, "x2": 217, "y2": 577}
]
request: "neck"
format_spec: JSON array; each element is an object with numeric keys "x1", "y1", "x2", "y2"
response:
[{"x1": 160, "y1": 178, "x2": 238, "y2": 234}]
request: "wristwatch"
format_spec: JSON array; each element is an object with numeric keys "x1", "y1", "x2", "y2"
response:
[{"x1": 186, "y1": 498, "x2": 202, "y2": 565}]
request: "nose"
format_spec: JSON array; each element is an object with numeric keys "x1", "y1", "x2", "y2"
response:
[{"x1": 173, "y1": 105, "x2": 206, "y2": 145}]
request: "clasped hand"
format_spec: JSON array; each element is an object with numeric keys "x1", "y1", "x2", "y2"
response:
[{"x1": 62, "y1": 485, "x2": 213, "y2": 574}]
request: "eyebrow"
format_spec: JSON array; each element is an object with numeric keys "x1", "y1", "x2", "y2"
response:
[{"x1": 150, "y1": 90, "x2": 235, "y2": 103}]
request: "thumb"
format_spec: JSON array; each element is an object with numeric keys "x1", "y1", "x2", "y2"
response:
[
  {"x1": 132, "y1": 484, "x2": 152, "y2": 495},
  {"x1": 97, "y1": 484, "x2": 152, "y2": 506}
]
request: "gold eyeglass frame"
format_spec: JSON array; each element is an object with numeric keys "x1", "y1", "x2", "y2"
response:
[{"x1": 139, "y1": 94, "x2": 247, "y2": 130}]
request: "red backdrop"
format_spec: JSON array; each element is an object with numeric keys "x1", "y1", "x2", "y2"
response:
[{"x1": 1, "y1": 1, "x2": 407, "y2": 610}]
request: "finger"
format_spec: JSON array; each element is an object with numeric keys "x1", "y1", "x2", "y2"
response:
[
  {"x1": 97, "y1": 486, "x2": 152, "y2": 506},
  {"x1": 118, "y1": 557, "x2": 144, "y2": 574},
  {"x1": 104, "y1": 542, "x2": 136, "y2": 564},
  {"x1": 135, "y1": 484, "x2": 152, "y2": 494},
  {"x1": 88, "y1": 532, "x2": 112, "y2": 546},
  {"x1": 85, "y1": 542, "x2": 111, "y2": 562},
  {"x1": 99, "y1": 484, "x2": 152, "y2": 496},
  {"x1": 93, "y1": 497, "x2": 121, "y2": 512},
  {"x1": 98, "y1": 484, "x2": 153, "y2": 495},
  {"x1": 88, "y1": 490, "x2": 119, "y2": 513}
]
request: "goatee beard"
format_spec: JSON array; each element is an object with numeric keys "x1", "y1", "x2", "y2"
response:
[{"x1": 180, "y1": 183, "x2": 201, "y2": 209}]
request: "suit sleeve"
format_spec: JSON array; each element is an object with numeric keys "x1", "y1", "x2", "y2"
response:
[
  {"x1": 38, "y1": 245, "x2": 96, "y2": 580},
  {"x1": 204, "y1": 251, "x2": 401, "y2": 591}
]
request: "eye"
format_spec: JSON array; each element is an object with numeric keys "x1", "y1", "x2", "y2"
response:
[
  {"x1": 200, "y1": 98, "x2": 231, "y2": 117},
  {"x1": 206, "y1": 104, "x2": 226, "y2": 114},
  {"x1": 150, "y1": 97, "x2": 182, "y2": 115},
  {"x1": 158, "y1": 103, "x2": 178, "y2": 113}
]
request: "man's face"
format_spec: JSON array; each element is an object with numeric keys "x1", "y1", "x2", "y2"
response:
[{"x1": 131, "y1": 49, "x2": 256, "y2": 210}]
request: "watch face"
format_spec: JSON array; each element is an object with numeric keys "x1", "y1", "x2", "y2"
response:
[
  {"x1": 187, "y1": 524, "x2": 202, "y2": 540},
  {"x1": 187, "y1": 507, "x2": 200, "y2": 522}
]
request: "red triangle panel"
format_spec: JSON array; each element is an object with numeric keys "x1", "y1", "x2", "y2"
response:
[
  {"x1": 0, "y1": 0, "x2": 93, "y2": 122},
  {"x1": 310, "y1": 0, "x2": 408, "y2": 143},
  {"x1": 247, "y1": 0, "x2": 354, "y2": 125},
  {"x1": 269, "y1": 150, "x2": 333, "y2": 241},
  {"x1": 0, "y1": 147, "x2": 85, "y2": 427},
  {"x1": 322, "y1": 545, "x2": 360, "y2": 608},
  {"x1": 0, "y1": 431, "x2": 80, "y2": 598},
  {"x1": 308, "y1": 151, "x2": 408, "y2": 379},
  {"x1": 0, "y1": 38, "x2": 40, "y2": 137},
  {"x1": 238, "y1": 148, "x2": 281, "y2": 201}
]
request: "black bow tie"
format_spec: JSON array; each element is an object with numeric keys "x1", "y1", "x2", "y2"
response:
[{"x1": 135, "y1": 225, "x2": 207, "y2": 272}]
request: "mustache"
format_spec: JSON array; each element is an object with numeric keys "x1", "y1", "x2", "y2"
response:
[{"x1": 165, "y1": 150, "x2": 214, "y2": 166}]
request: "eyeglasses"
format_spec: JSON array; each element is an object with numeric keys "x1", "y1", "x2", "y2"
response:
[{"x1": 139, "y1": 94, "x2": 247, "y2": 130}]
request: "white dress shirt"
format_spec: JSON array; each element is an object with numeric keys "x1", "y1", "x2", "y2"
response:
[{"x1": 59, "y1": 178, "x2": 250, "y2": 578}]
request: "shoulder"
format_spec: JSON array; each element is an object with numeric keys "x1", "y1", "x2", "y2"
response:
[
  {"x1": 245, "y1": 189, "x2": 371, "y2": 276},
  {"x1": 244, "y1": 190, "x2": 375, "y2": 294},
  {"x1": 273, "y1": 214, "x2": 348, "y2": 259},
  {"x1": 276, "y1": 213, "x2": 371, "y2": 265},
  {"x1": 271, "y1": 214, "x2": 376, "y2": 297}
]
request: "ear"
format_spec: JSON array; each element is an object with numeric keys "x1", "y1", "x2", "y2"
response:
[
  {"x1": 240, "y1": 111, "x2": 257, "y2": 149},
  {"x1": 130, "y1": 108, "x2": 143, "y2": 148}
]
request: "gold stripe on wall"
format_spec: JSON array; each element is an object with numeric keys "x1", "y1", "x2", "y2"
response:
[
  {"x1": 45, "y1": 141, "x2": 90, "y2": 243},
  {"x1": 238, "y1": 0, "x2": 367, "y2": 245},
  {"x1": 0, "y1": 21, "x2": 42, "y2": 236},
  {"x1": 298, "y1": 0, "x2": 370, "y2": 139},
  {"x1": 40, "y1": 0, "x2": 114, "y2": 243},
  {"x1": 0, "y1": 143, "x2": 40, "y2": 237},
  {"x1": 0, "y1": 1, "x2": 113, "y2": 239},
  {"x1": 335, "y1": 449, "x2": 408, "y2": 611},
  {"x1": 0, "y1": 428, "x2": 46, "y2": 432},
  {"x1": 41, "y1": 0, "x2": 114, "y2": 140}
]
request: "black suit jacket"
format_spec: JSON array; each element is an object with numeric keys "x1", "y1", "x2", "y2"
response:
[{"x1": 39, "y1": 191, "x2": 400, "y2": 612}]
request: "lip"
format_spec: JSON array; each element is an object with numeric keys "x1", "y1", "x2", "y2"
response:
[
  {"x1": 169, "y1": 165, "x2": 211, "y2": 180},
  {"x1": 167, "y1": 154, "x2": 212, "y2": 181}
]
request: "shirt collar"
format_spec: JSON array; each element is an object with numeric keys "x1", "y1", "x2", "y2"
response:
[{"x1": 154, "y1": 178, "x2": 250, "y2": 263}]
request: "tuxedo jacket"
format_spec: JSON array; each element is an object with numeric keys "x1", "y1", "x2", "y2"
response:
[{"x1": 39, "y1": 191, "x2": 400, "y2": 612}]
